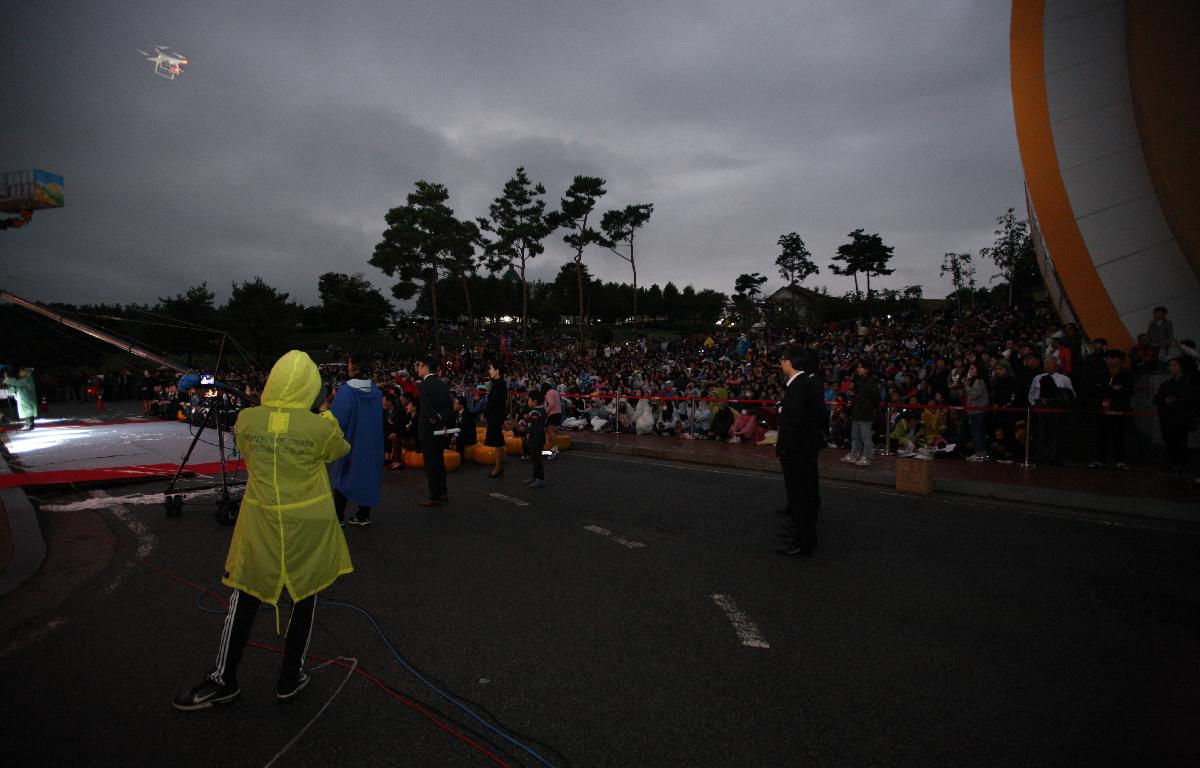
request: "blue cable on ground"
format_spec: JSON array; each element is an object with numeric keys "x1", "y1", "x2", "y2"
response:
[{"x1": 321, "y1": 598, "x2": 556, "y2": 768}]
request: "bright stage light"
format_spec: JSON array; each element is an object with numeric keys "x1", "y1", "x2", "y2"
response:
[{"x1": 4, "y1": 427, "x2": 91, "y2": 454}]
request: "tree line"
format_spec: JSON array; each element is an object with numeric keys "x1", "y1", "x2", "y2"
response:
[
  {"x1": 2, "y1": 165, "x2": 1039, "y2": 372},
  {"x1": 370, "y1": 170, "x2": 657, "y2": 352},
  {"x1": 369, "y1": 165, "x2": 1040, "y2": 350}
]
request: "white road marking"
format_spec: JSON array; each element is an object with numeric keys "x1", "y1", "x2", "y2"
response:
[
  {"x1": 576, "y1": 452, "x2": 776, "y2": 480},
  {"x1": 583, "y1": 524, "x2": 646, "y2": 549},
  {"x1": 36, "y1": 487, "x2": 222, "y2": 512},
  {"x1": 86, "y1": 490, "x2": 158, "y2": 595},
  {"x1": 488, "y1": 492, "x2": 531, "y2": 507},
  {"x1": 0, "y1": 618, "x2": 67, "y2": 659},
  {"x1": 711, "y1": 594, "x2": 770, "y2": 649}
]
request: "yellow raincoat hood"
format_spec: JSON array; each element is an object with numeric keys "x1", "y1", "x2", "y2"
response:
[
  {"x1": 222, "y1": 351, "x2": 352, "y2": 616},
  {"x1": 260, "y1": 350, "x2": 323, "y2": 410}
]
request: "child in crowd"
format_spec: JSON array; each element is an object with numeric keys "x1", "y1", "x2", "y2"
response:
[
  {"x1": 520, "y1": 388, "x2": 547, "y2": 488},
  {"x1": 988, "y1": 425, "x2": 1021, "y2": 463}
]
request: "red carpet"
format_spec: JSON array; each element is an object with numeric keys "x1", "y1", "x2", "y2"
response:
[{"x1": 0, "y1": 459, "x2": 246, "y2": 488}]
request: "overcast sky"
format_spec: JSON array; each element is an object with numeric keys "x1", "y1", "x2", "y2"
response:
[{"x1": 1, "y1": 0, "x2": 1024, "y2": 309}]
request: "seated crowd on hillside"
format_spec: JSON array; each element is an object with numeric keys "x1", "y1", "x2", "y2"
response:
[
  {"x1": 37, "y1": 300, "x2": 1198, "y2": 473},
  {"x1": 360, "y1": 301, "x2": 1198, "y2": 471}
]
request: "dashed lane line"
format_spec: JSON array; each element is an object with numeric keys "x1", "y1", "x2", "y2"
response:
[
  {"x1": 583, "y1": 524, "x2": 646, "y2": 549},
  {"x1": 710, "y1": 593, "x2": 770, "y2": 649},
  {"x1": 488, "y1": 492, "x2": 531, "y2": 507},
  {"x1": 0, "y1": 618, "x2": 67, "y2": 659}
]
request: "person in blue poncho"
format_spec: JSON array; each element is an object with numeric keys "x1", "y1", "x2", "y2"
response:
[{"x1": 329, "y1": 351, "x2": 383, "y2": 527}]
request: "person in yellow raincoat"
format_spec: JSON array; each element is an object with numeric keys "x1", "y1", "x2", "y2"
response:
[{"x1": 174, "y1": 350, "x2": 351, "y2": 710}]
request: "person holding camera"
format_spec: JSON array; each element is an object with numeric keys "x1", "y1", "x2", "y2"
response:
[{"x1": 173, "y1": 350, "x2": 351, "y2": 710}]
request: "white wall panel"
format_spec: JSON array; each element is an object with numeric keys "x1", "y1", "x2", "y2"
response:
[
  {"x1": 1045, "y1": 50, "x2": 1129, "y2": 122},
  {"x1": 1043, "y1": 1, "x2": 1124, "y2": 73},
  {"x1": 1060, "y1": 146, "x2": 1156, "y2": 217},
  {"x1": 1051, "y1": 101, "x2": 1140, "y2": 170},
  {"x1": 1076, "y1": 194, "x2": 1175, "y2": 266},
  {"x1": 1044, "y1": 0, "x2": 1120, "y2": 25},
  {"x1": 1035, "y1": 0, "x2": 1200, "y2": 346},
  {"x1": 1098, "y1": 241, "x2": 1200, "y2": 314}
]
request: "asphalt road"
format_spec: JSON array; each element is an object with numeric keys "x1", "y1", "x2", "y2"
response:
[{"x1": 2, "y1": 452, "x2": 1198, "y2": 767}]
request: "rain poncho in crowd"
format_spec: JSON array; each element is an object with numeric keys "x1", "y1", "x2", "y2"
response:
[
  {"x1": 328, "y1": 372, "x2": 384, "y2": 509},
  {"x1": 223, "y1": 351, "x2": 352, "y2": 626},
  {"x1": 2, "y1": 367, "x2": 38, "y2": 419}
]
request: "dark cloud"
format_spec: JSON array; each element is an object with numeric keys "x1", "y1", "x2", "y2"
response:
[{"x1": 1, "y1": 0, "x2": 1023, "y2": 307}]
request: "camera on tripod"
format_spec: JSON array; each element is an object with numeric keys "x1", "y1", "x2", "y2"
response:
[
  {"x1": 165, "y1": 371, "x2": 255, "y2": 525},
  {"x1": 199, "y1": 373, "x2": 221, "y2": 401},
  {"x1": 198, "y1": 372, "x2": 224, "y2": 403}
]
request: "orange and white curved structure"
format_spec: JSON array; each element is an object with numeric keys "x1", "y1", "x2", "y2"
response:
[{"x1": 1011, "y1": 0, "x2": 1198, "y2": 351}]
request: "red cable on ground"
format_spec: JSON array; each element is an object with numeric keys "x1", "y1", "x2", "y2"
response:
[
  {"x1": 245, "y1": 642, "x2": 511, "y2": 768},
  {"x1": 91, "y1": 528, "x2": 513, "y2": 768}
]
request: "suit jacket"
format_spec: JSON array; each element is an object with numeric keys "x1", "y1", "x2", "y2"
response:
[
  {"x1": 418, "y1": 374, "x2": 453, "y2": 441},
  {"x1": 456, "y1": 408, "x2": 477, "y2": 446},
  {"x1": 776, "y1": 370, "x2": 826, "y2": 457}
]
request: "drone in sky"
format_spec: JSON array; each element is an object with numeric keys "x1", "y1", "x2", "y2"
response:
[{"x1": 137, "y1": 46, "x2": 190, "y2": 79}]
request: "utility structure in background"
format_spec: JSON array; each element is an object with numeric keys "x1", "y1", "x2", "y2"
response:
[{"x1": 0, "y1": 290, "x2": 256, "y2": 524}]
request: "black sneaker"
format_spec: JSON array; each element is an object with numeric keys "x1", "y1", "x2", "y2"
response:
[
  {"x1": 173, "y1": 677, "x2": 241, "y2": 711},
  {"x1": 277, "y1": 672, "x2": 310, "y2": 703},
  {"x1": 347, "y1": 516, "x2": 371, "y2": 527}
]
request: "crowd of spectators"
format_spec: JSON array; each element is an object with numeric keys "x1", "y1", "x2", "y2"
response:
[
  {"x1": 326, "y1": 300, "x2": 1195, "y2": 474},
  {"x1": 14, "y1": 300, "x2": 1197, "y2": 475}
]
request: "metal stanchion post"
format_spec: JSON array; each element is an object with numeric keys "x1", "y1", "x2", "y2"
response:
[
  {"x1": 614, "y1": 388, "x2": 621, "y2": 443},
  {"x1": 882, "y1": 403, "x2": 893, "y2": 456},
  {"x1": 1022, "y1": 405, "x2": 1033, "y2": 469}
]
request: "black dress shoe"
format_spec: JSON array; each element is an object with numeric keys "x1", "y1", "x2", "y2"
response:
[
  {"x1": 418, "y1": 499, "x2": 442, "y2": 508},
  {"x1": 487, "y1": 469, "x2": 504, "y2": 479}
]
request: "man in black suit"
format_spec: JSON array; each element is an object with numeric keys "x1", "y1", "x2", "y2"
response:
[
  {"x1": 416, "y1": 357, "x2": 453, "y2": 507},
  {"x1": 775, "y1": 344, "x2": 825, "y2": 555}
]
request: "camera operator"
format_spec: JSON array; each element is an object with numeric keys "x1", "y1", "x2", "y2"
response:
[{"x1": 173, "y1": 350, "x2": 352, "y2": 710}]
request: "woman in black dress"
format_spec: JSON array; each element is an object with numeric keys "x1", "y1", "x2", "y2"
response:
[
  {"x1": 139, "y1": 370, "x2": 156, "y2": 415},
  {"x1": 484, "y1": 362, "x2": 509, "y2": 478}
]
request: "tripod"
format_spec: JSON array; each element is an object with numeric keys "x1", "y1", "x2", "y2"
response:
[{"x1": 163, "y1": 394, "x2": 244, "y2": 524}]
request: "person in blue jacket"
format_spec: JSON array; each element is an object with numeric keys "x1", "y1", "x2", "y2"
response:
[{"x1": 329, "y1": 352, "x2": 383, "y2": 527}]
